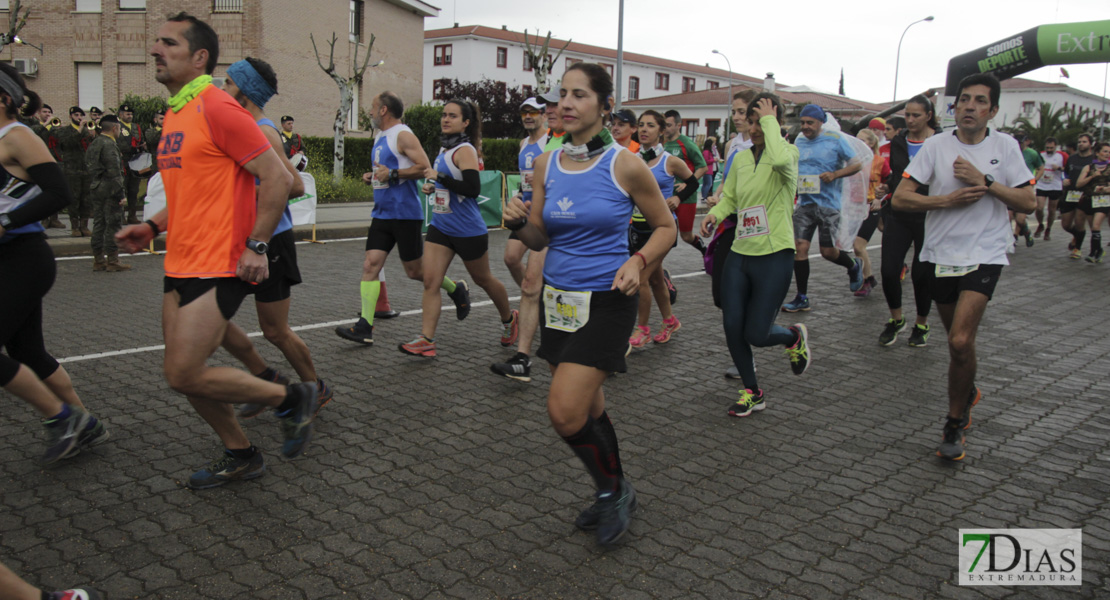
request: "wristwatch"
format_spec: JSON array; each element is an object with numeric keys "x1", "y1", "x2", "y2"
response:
[
  {"x1": 983, "y1": 174, "x2": 995, "y2": 188},
  {"x1": 389, "y1": 168, "x2": 400, "y2": 186},
  {"x1": 0, "y1": 213, "x2": 11, "y2": 229},
  {"x1": 246, "y1": 238, "x2": 269, "y2": 255}
]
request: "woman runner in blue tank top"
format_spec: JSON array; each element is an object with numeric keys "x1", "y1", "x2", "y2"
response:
[
  {"x1": 502, "y1": 63, "x2": 676, "y2": 546},
  {"x1": 399, "y1": 99, "x2": 517, "y2": 358},
  {"x1": 627, "y1": 109, "x2": 694, "y2": 349}
]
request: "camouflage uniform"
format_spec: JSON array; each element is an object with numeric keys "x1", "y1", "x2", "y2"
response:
[
  {"x1": 85, "y1": 133, "x2": 126, "y2": 267},
  {"x1": 53, "y1": 124, "x2": 93, "y2": 227},
  {"x1": 116, "y1": 119, "x2": 145, "y2": 223}
]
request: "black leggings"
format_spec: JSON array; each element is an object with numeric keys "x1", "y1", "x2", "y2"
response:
[
  {"x1": 880, "y1": 212, "x2": 931, "y2": 318},
  {"x1": 0, "y1": 234, "x2": 60, "y2": 386}
]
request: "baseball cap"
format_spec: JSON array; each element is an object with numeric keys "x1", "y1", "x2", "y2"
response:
[
  {"x1": 69, "y1": 106, "x2": 85, "y2": 116},
  {"x1": 118, "y1": 103, "x2": 133, "y2": 112},
  {"x1": 281, "y1": 115, "x2": 294, "y2": 123},
  {"x1": 538, "y1": 89, "x2": 561, "y2": 105},
  {"x1": 520, "y1": 97, "x2": 544, "y2": 111},
  {"x1": 612, "y1": 109, "x2": 636, "y2": 124}
]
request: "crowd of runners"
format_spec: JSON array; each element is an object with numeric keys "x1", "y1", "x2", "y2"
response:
[{"x1": 2, "y1": 10, "x2": 1107, "y2": 594}]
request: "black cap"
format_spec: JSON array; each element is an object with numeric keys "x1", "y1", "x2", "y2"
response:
[
  {"x1": 69, "y1": 106, "x2": 85, "y2": 116},
  {"x1": 612, "y1": 109, "x2": 636, "y2": 124},
  {"x1": 98, "y1": 114, "x2": 120, "y2": 126},
  {"x1": 118, "y1": 103, "x2": 133, "y2": 112},
  {"x1": 281, "y1": 115, "x2": 294, "y2": 123},
  {"x1": 89, "y1": 106, "x2": 102, "y2": 114}
]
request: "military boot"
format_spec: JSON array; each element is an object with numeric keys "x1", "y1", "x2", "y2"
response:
[
  {"x1": 70, "y1": 218, "x2": 82, "y2": 237},
  {"x1": 92, "y1": 255, "x2": 107, "y2": 272},
  {"x1": 80, "y1": 219, "x2": 92, "y2": 236},
  {"x1": 105, "y1": 254, "x2": 132, "y2": 272}
]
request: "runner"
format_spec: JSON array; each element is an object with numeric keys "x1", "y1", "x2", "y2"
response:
[
  {"x1": 502, "y1": 62, "x2": 675, "y2": 545},
  {"x1": 117, "y1": 13, "x2": 316, "y2": 488},
  {"x1": 627, "y1": 109, "x2": 695, "y2": 348},
  {"x1": 400, "y1": 99, "x2": 517, "y2": 358},
  {"x1": 892, "y1": 73, "x2": 1036, "y2": 461},
  {"x1": 213, "y1": 57, "x2": 334, "y2": 419},
  {"x1": 490, "y1": 98, "x2": 548, "y2": 381},
  {"x1": 1061, "y1": 133, "x2": 1095, "y2": 259},
  {"x1": 1013, "y1": 136, "x2": 1042, "y2": 248},
  {"x1": 879, "y1": 94, "x2": 937, "y2": 347},
  {"x1": 335, "y1": 91, "x2": 470, "y2": 346},
  {"x1": 782, "y1": 104, "x2": 864, "y2": 312},
  {"x1": 700, "y1": 93, "x2": 811, "y2": 417},
  {"x1": 1076, "y1": 141, "x2": 1110, "y2": 263},
  {"x1": 609, "y1": 108, "x2": 640, "y2": 153},
  {"x1": 0, "y1": 61, "x2": 109, "y2": 465},
  {"x1": 851, "y1": 128, "x2": 888, "y2": 297},
  {"x1": 663, "y1": 109, "x2": 708, "y2": 255},
  {"x1": 1033, "y1": 137, "x2": 1065, "y2": 241},
  {"x1": 882, "y1": 116, "x2": 905, "y2": 159},
  {"x1": 540, "y1": 89, "x2": 566, "y2": 151}
]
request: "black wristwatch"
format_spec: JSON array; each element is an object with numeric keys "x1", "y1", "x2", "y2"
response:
[
  {"x1": 983, "y1": 174, "x2": 995, "y2": 189},
  {"x1": 389, "y1": 168, "x2": 400, "y2": 186},
  {"x1": 246, "y1": 238, "x2": 269, "y2": 255},
  {"x1": 0, "y1": 213, "x2": 11, "y2": 229}
]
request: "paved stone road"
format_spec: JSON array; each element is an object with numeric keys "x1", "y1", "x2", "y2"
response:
[{"x1": 2, "y1": 227, "x2": 1107, "y2": 599}]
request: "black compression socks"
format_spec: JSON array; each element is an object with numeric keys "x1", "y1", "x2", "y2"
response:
[
  {"x1": 227, "y1": 446, "x2": 257, "y2": 459},
  {"x1": 794, "y1": 260, "x2": 810, "y2": 296},
  {"x1": 833, "y1": 251, "x2": 856, "y2": 269},
  {"x1": 595, "y1": 411, "x2": 623, "y2": 479},
  {"x1": 1075, "y1": 230, "x2": 1087, "y2": 248},
  {"x1": 562, "y1": 416, "x2": 620, "y2": 493},
  {"x1": 277, "y1": 385, "x2": 302, "y2": 413},
  {"x1": 1092, "y1": 231, "x2": 1102, "y2": 252}
]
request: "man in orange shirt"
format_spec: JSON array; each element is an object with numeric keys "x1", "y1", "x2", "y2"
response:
[{"x1": 117, "y1": 12, "x2": 315, "y2": 489}]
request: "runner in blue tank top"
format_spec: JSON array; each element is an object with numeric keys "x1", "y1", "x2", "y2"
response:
[
  {"x1": 502, "y1": 63, "x2": 676, "y2": 546},
  {"x1": 335, "y1": 92, "x2": 470, "y2": 347},
  {"x1": 627, "y1": 109, "x2": 696, "y2": 349},
  {"x1": 398, "y1": 99, "x2": 517, "y2": 358},
  {"x1": 218, "y1": 58, "x2": 335, "y2": 424}
]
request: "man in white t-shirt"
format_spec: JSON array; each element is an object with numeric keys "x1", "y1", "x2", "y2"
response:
[
  {"x1": 892, "y1": 73, "x2": 1036, "y2": 462},
  {"x1": 1034, "y1": 137, "x2": 1065, "y2": 240}
]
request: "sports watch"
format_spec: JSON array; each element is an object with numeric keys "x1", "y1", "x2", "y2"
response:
[
  {"x1": 983, "y1": 174, "x2": 995, "y2": 189},
  {"x1": 246, "y1": 238, "x2": 269, "y2": 255}
]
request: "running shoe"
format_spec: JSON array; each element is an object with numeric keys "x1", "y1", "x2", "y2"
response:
[
  {"x1": 448, "y1": 280, "x2": 471, "y2": 320},
  {"x1": 652, "y1": 315, "x2": 681, "y2": 344},
  {"x1": 1025, "y1": 232, "x2": 1034, "y2": 247},
  {"x1": 629, "y1": 325, "x2": 651, "y2": 348},
  {"x1": 335, "y1": 317, "x2": 374, "y2": 345},
  {"x1": 595, "y1": 479, "x2": 638, "y2": 545},
  {"x1": 908, "y1": 323, "x2": 930, "y2": 347},
  {"x1": 899, "y1": 263, "x2": 907, "y2": 281},
  {"x1": 961, "y1": 385, "x2": 981, "y2": 430},
  {"x1": 575, "y1": 478, "x2": 638, "y2": 531},
  {"x1": 187, "y1": 450, "x2": 266, "y2": 489},
  {"x1": 374, "y1": 309, "x2": 401, "y2": 320},
  {"x1": 277, "y1": 382, "x2": 317, "y2": 458},
  {"x1": 1070, "y1": 248, "x2": 1082, "y2": 260},
  {"x1": 728, "y1": 388, "x2": 765, "y2": 417},
  {"x1": 781, "y1": 294, "x2": 811, "y2": 312},
  {"x1": 879, "y1": 318, "x2": 906, "y2": 346},
  {"x1": 501, "y1": 309, "x2": 520, "y2": 347},
  {"x1": 240, "y1": 367, "x2": 292, "y2": 419},
  {"x1": 662, "y1": 268, "x2": 677, "y2": 305},
  {"x1": 785, "y1": 324, "x2": 810, "y2": 376},
  {"x1": 848, "y1": 258, "x2": 865, "y2": 292},
  {"x1": 1034, "y1": 223, "x2": 1044, "y2": 238},
  {"x1": 853, "y1": 280, "x2": 872, "y2": 297},
  {"x1": 490, "y1": 352, "x2": 532, "y2": 382},
  {"x1": 399, "y1": 335, "x2": 437, "y2": 357},
  {"x1": 314, "y1": 378, "x2": 334, "y2": 417},
  {"x1": 937, "y1": 417, "x2": 966, "y2": 461},
  {"x1": 46, "y1": 588, "x2": 104, "y2": 600},
  {"x1": 724, "y1": 365, "x2": 741, "y2": 379},
  {"x1": 1086, "y1": 247, "x2": 1105, "y2": 263},
  {"x1": 77, "y1": 417, "x2": 110, "y2": 449},
  {"x1": 41, "y1": 407, "x2": 92, "y2": 465}
]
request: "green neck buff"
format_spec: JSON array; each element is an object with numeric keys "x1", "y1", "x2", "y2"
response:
[{"x1": 167, "y1": 75, "x2": 213, "y2": 113}]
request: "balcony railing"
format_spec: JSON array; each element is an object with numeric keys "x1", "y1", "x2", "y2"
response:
[{"x1": 213, "y1": 0, "x2": 242, "y2": 13}]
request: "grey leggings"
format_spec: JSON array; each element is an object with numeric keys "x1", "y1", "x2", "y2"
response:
[{"x1": 720, "y1": 249, "x2": 797, "y2": 392}]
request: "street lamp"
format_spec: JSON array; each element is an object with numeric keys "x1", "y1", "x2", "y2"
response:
[
  {"x1": 712, "y1": 49, "x2": 732, "y2": 148},
  {"x1": 893, "y1": 16, "x2": 933, "y2": 102}
]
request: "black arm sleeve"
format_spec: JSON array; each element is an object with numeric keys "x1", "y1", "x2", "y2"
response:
[
  {"x1": 5, "y1": 162, "x2": 72, "y2": 228},
  {"x1": 675, "y1": 173, "x2": 700, "y2": 202},
  {"x1": 437, "y1": 169, "x2": 481, "y2": 198}
]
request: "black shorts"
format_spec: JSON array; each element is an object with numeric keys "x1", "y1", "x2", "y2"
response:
[
  {"x1": 425, "y1": 224, "x2": 489, "y2": 262},
  {"x1": 1080, "y1": 196, "x2": 1110, "y2": 215},
  {"x1": 1058, "y1": 194, "x2": 1080, "y2": 214},
  {"x1": 252, "y1": 229, "x2": 302, "y2": 303},
  {"x1": 164, "y1": 276, "x2": 251, "y2": 321},
  {"x1": 925, "y1": 262, "x2": 1003, "y2": 305},
  {"x1": 856, "y1": 211, "x2": 881, "y2": 241},
  {"x1": 628, "y1": 220, "x2": 677, "y2": 254},
  {"x1": 537, "y1": 287, "x2": 638, "y2": 374},
  {"x1": 1036, "y1": 189, "x2": 1064, "y2": 201},
  {"x1": 366, "y1": 218, "x2": 424, "y2": 262}
]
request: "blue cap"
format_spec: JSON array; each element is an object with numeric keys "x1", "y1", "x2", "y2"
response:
[{"x1": 800, "y1": 104, "x2": 826, "y2": 122}]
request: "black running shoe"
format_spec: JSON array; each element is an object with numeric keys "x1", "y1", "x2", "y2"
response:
[
  {"x1": 663, "y1": 268, "x2": 677, "y2": 305},
  {"x1": 908, "y1": 323, "x2": 930, "y2": 348},
  {"x1": 879, "y1": 318, "x2": 906, "y2": 347},
  {"x1": 595, "y1": 479, "x2": 637, "y2": 545},
  {"x1": 187, "y1": 450, "x2": 266, "y2": 489},
  {"x1": 277, "y1": 382, "x2": 317, "y2": 458},
  {"x1": 448, "y1": 280, "x2": 471, "y2": 320},
  {"x1": 576, "y1": 478, "x2": 638, "y2": 533},
  {"x1": 937, "y1": 417, "x2": 966, "y2": 461},
  {"x1": 784, "y1": 324, "x2": 810, "y2": 376},
  {"x1": 490, "y1": 352, "x2": 532, "y2": 382},
  {"x1": 335, "y1": 317, "x2": 374, "y2": 345},
  {"x1": 41, "y1": 408, "x2": 91, "y2": 465},
  {"x1": 374, "y1": 309, "x2": 401, "y2": 319}
]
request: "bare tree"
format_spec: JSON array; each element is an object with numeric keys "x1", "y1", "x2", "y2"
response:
[
  {"x1": 311, "y1": 32, "x2": 379, "y2": 183},
  {"x1": 0, "y1": 1, "x2": 33, "y2": 52},
  {"x1": 523, "y1": 30, "x2": 571, "y2": 94}
]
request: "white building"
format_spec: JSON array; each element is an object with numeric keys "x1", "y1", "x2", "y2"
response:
[
  {"x1": 423, "y1": 25, "x2": 761, "y2": 104},
  {"x1": 929, "y1": 77, "x2": 1109, "y2": 133}
]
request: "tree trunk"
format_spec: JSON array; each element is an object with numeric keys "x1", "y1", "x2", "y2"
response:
[{"x1": 333, "y1": 81, "x2": 352, "y2": 184}]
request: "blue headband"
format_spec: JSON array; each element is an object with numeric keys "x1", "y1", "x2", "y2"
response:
[
  {"x1": 800, "y1": 104, "x2": 826, "y2": 122},
  {"x1": 227, "y1": 60, "x2": 276, "y2": 109}
]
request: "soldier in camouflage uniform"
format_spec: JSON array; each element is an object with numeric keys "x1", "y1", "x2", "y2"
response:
[
  {"x1": 85, "y1": 114, "x2": 130, "y2": 272},
  {"x1": 53, "y1": 106, "x2": 94, "y2": 236},
  {"x1": 144, "y1": 108, "x2": 164, "y2": 176},
  {"x1": 29, "y1": 104, "x2": 66, "y2": 229},
  {"x1": 116, "y1": 103, "x2": 146, "y2": 224}
]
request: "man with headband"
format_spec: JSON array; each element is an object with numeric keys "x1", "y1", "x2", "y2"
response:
[
  {"x1": 116, "y1": 13, "x2": 316, "y2": 489},
  {"x1": 218, "y1": 57, "x2": 335, "y2": 421}
]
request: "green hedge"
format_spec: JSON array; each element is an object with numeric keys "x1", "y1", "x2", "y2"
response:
[{"x1": 482, "y1": 138, "x2": 520, "y2": 173}]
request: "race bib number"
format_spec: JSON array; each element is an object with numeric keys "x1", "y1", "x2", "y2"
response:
[
  {"x1": 798, "y1": 175, "x2": 821, "y2": 195},
  {"x1": 371, "y1": 173, "x2": 388, "y2": 190},
  {"x1": 935, "y1": 263, "x2": 978, "y2": 278},
  {"x1": 521, "y1": 169, "x2": 534, "y2": 193},
  {"x1": 543, "y1": 286, "x2": 591, "y2": 332},
  {"x1": 1065, "y1": 190, "x2": 1082, "y2": 203},
  {"x1": 432, "y1": 188, "x2": 452, "y2": 214},
  {"x1": 1093, "y1": 195, "x2": 1110, "y2": 209},
  {"x1": 736, "y1": 204, "x2": 770, "y2": 239}
]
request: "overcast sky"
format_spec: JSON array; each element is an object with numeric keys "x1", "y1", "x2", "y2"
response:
[{"x1": 424, "y1": 0, "x2": 1109, "y2": 105}]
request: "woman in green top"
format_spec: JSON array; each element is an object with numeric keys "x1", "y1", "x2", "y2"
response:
[{"x1": 699, "y1": 94, "x2": 811, "y2": 417}]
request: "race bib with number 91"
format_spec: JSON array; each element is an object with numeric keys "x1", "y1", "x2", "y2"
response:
[{"x1": 543, "y1": 286, "x2": 591, "y2": 332}]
